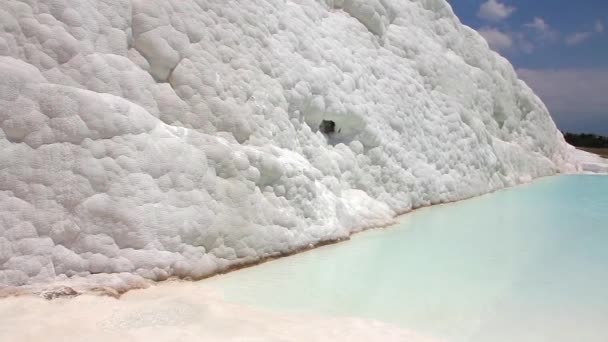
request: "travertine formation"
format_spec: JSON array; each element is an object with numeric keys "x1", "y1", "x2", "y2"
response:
[{"x1": 0, "y1": 0, "x2": 603, "y2": 290}]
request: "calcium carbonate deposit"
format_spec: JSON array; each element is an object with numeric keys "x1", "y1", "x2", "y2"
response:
[{"x1": 0, "y1": 0, "x2": 606, "y2": 292}]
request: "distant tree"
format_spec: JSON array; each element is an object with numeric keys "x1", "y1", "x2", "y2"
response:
[{"x1": 563, "y1": 132, "x2": 608, "y2": 148}]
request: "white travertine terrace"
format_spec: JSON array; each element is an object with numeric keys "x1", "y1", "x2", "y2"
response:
[{"x1": 0, "y1": 0, "x2": 605, "y2": 291}]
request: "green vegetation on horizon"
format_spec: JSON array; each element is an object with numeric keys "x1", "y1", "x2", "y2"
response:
[{"x1": 563, "y1": 132, "x2": 608, "y2": 148}]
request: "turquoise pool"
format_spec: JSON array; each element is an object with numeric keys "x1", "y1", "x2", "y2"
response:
[{"x1": 204, "y1": 175, "x2": 608, "y2": 342}]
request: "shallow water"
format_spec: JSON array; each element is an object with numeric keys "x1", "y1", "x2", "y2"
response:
[
  {"x1": 1, "y1": 175, "x2": 606, "y2": 342},
  {"x1": 204, "y1": 175, "x2": 608, "y2": 342}
]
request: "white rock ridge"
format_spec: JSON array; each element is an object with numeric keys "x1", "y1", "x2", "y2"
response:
[{"x1": 0, "y1": 0, "x2": 604, "y2": 291}]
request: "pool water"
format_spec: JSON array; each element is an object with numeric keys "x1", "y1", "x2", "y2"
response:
[{"x1": 204, "y1": 175, "x2": 608, "y2": 342}]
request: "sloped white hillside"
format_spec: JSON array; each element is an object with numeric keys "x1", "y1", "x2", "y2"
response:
[{"x1": 0, "y1": 0, "x2": 602, "y2": 291}]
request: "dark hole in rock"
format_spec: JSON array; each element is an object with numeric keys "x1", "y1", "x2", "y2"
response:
[{"x1": 319, "y1": 120, "x2": 336, "y2": 134}]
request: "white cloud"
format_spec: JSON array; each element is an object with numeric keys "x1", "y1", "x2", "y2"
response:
[
  {"x1": 479, "y1": 17, "x2": 558, "y2": 55},
  {"x1": 478, "y1": 27, "x2": 513, "y2": 52},
  {"x1": 517, "y1": 68, "x2": 608, "y2": 115},
  {"x1": 477, "y1": 0, "x2": 516, "y2": 22},
  {"x1": 524, "y1": 17, "x2": 558, "y2": 42},
  {"x1": 565, "y1": 31, "x2": 593, "y2": 46},
  {"x1": 564, "y1": 20, "x2": 604, "y2": 46},
  {"x1": 525, "y1": 17, "x2": 550, "y2": 32},
  {"x1": 477, "y1": 28, "x2": 534, "y2": 54},
  {"x1": 513, "y1": 32, "x2": 534, "y2": 53}
]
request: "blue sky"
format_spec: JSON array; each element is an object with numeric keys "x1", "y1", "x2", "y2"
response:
[{"x1": 449, "y1": 0, "x2": 608, "y2": 134}]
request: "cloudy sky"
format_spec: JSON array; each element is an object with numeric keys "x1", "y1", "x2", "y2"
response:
[{"x1": 449, "y1": 0, "x2": 608, "y2": 134}]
